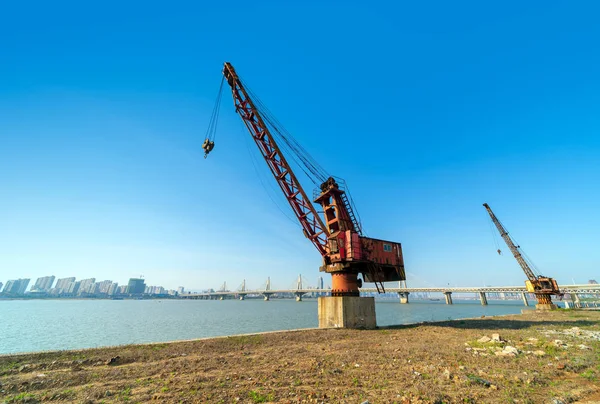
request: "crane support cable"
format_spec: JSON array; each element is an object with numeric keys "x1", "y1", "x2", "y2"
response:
[{"x1": 243, "y1": 81, "x2": 329, "y2": 185}]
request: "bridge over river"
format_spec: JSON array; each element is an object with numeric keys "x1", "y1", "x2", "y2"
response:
[{"x1": 179, "y1": 277, "x2": 600, "y2": 308}]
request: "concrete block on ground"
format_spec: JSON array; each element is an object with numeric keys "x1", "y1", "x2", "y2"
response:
[{"x1": 318, "y1": 296, "x2": 376, "y2": 329}]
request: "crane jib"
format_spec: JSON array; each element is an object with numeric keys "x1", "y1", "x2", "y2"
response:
[{"x1": 222, "y1": 62, "x2": 329, "y2": 257}]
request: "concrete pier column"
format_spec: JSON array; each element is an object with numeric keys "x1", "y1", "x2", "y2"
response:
[
  {"x1": 263, "y1": 294, "x2": 271, "y2": 301},
  {"x1": 295, "y1": 293, "x2": 303, "y2": 302},
  {"x1": 398, "y1": 292, "x2": 409, "y2": 304},
  {"x1": 479, "y1": 292, "x2": 488, "y2": 306},
  {"x1": 572, "y1": 293, "x2": 581, "y2": 308},
  {"x1": 521, "y1": 292, "x2": 530, "y2": 307},
  {"x1": 239, "y1": 295, "x2": 245, "y2": 300},
  {"x1": 444, "y1": 292, "x2": 453, "y2": 305},
  {"x1": 219, "y1": 296, "x2": 224, "y2": 301}
]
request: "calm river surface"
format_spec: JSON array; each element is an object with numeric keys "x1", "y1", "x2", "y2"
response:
[{"x1": 0, "y1": 298, "x2": 531, "y2": 354}]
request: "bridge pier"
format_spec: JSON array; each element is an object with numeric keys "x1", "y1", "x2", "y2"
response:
[
  {"x1": 572, "y1": 293, "x2": 581, "y2": 309},
  {"x1": 398, "y1": 292, "x2": 409, "y2": 304},
  {"x1": 444, "y1": 292, "x2": 453, "y2": 305},
  {"x1": 239, "y1": 294, "x2": 245, "y2": 300},
  {"x1": 478, "y1": 292, "x2": 488, "y2": 306},
  {"x1": 263, "y1": 293, "x2": 272, "y2": 301},
  {"x1": 521, "y1": 292, "x2": 529, "y2": 307},
  {"x1": 295, "y1": 292, "x2": 305, "y2": 302}
]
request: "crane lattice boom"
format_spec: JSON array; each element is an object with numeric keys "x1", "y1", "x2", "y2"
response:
[
  {"x1": 223, "y1": 63, "x2": 329, "y2": 256},
  {"x1": 483, "y1": 203, "x2": 537, "y2": 281}
]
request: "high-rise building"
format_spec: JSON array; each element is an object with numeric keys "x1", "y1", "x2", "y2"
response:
[
  {"x1": 177, "y1": 286, "x2": 185, "y2": 295},
  {"x1": 2, "y1": 280, "x2": 15, "y2": 294},
  {"x1": 16, "y1": 279, "x2": 30, "y2": 294},
  {"x1": 117, "y1": 285, "x2": 128, "y2": 294},
  {"x1": 77, "y1": 278, "x2": 96, "y2": 295},
  {"x1": 17, "y1": 279, "x2": 29, "y2": 295},
  {"x1": 0, "y1": 282, "x2": 3, "y2": 293},
  {"x1": 127, "y1": 278, "x2": 146, "y2": 294},
  {"x1": 107, "y1": 282, "x2": 119, "y2": 296},
  {"x1": 147, "y1": 286, "x2": 165, "y2": 295},
  {"x1": 54, "y1": 277, "x2": 76, "y2": 294},
  {"x1": 67, "y1": 281, "x2": 81, "y2": 295},
  {"x1": 96, "y1": 280, "x2": 114, "y2": 294},
  {"x1": 51, "y1": 276, "x2": 75, "y2": 295},
  {"x1": 3, "y1": 280, "x2": 15, "y2": 294},
  {"x1": 32, "y1": 276, "x2": 56, "y2": 292},
  {"x1": 3, "y1": 279, "x2": 30, "y2": 295}
]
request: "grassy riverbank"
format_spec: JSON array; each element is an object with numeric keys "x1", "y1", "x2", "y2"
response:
[{"x1": 1, "y1": 310, "x2": 599, "y2": 403}]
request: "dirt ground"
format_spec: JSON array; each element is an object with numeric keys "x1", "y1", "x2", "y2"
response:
[{"x1": 1, "y1": 310, "x2": 599, "y2": 403}]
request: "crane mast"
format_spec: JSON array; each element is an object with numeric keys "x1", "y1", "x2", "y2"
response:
[
  {"x1": 483, "y1": 203, "x2": 561, "y2": 309},
  {"x1": 216, "y1": 62, "x2": 405, "y2": 299}
]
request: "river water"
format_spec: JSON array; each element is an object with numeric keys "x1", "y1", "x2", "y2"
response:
[{"x1": 0, "y1": 298, "x2": 531, "y2": 355}]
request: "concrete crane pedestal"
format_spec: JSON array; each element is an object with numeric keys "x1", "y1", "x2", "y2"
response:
[{"x1": 318, "y1": 296, "x2": 376, "y2": 329}]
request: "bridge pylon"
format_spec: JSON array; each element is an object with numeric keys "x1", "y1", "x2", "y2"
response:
[
  {"x1": 238, "y1": 279, "x2": 247, "y2": 300},
  {"x1": 295, "y1": 274, "x2": 306, "y2": 302},
  {"x1": 263, "y1": 277, "x2": 273, "y2": 301}
]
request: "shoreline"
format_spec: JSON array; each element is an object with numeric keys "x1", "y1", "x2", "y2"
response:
[
  {"x1": 2, "y1": 310, "x2": 599, "y2": 403},
  {"x1": 0, "y1": 311, "x2": 523, "y2": 358}
]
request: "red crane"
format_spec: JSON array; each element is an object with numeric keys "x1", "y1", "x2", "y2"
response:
[{"x1": 205, "y1": 62, "x2": 405, "y2": 296}]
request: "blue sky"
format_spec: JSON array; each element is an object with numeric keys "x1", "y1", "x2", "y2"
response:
[{"x1": 1, "y1": 1, "x2": 598, "y2": 291}]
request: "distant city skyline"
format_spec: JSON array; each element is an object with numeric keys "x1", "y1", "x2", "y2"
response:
[{"x1": 0, "y1": 274, "x2": 185, "y2": 297}]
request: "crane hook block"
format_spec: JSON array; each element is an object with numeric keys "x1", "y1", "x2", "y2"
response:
[{"x1": 202, "y1": 138, "x2": 215, "y2": 159}]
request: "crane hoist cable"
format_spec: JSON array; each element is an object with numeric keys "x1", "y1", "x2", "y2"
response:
[{"x1": 202, "y1": 76, "x2": 225, "y2": 158}]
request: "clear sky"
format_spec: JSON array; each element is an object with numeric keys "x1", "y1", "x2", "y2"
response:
[{"x1": 1, "y1": 1, "x2": 599, "y2": 291}]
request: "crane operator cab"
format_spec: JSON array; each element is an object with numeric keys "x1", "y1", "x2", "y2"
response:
[{"x1": 202, "y1": 138, "x2": 215, "y2": 158}]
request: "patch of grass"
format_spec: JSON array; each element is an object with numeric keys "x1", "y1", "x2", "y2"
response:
[
  {"x1": 119, "y1": 386, "x2": 132, "y2": 402},
  {"x1": 5, "y1": 393, "x2": 38, "y2": 403},
  {"x1": 227, "y1": 335, "x2": 263, "y2": 346},
  {"x1": 0, "y1": 361, "x2": 21, "y2": 373},
  {"x1": 567, "y1": 356, "x2": 596, "y2": 372},
  {"x1": 467, "y1": 340, "x2": 504, "y2": 350},
  {"x1": 580, "y1": 369, "x2": 597, "y2": 381},
  {"x1": 161, "y1": 386, "x2": 170, "y2": 392},
  {"x1": 537, "y1": 340, "x2": 561, "y2": 357},
  {"x1": 61, "y1": 389, "x2": 75, "y2": 397},
  {"x1": 248, "y1": 389, "x2": 274, "y2": 403},
  {"x1": 135, "y1": 377, "x2": 154, "y2": 386}
]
